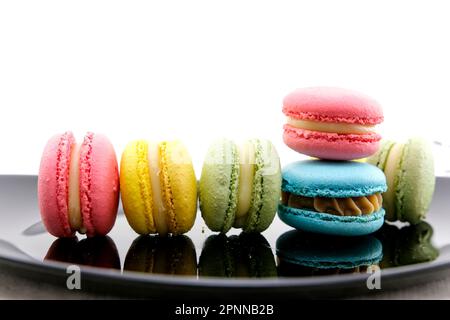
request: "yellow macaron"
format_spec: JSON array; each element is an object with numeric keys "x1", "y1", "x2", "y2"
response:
[{"x1": 120, "y1": 140, "x2": 197, "y2": 235}]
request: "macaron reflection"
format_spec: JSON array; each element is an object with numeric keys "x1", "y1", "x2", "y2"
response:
[
  {"x1": 276, "y1": 230, "x2": 383, "y2": 276},
  {"x1": 45, "y1": 236, "x2": 120, "y2": 269},
  {"x1": 199, "y1": 233, "x2": 277, "y2": 278},
  {"x1": 124, "y1": 235, "x2": 197, "y2": 275},
  {"x1": 375, "y1": 221, "x2": 439, "y2": 267}
]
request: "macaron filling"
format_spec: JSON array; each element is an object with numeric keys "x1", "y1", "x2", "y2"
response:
[
  {"x1": 147, "y1": 141, "x2": 169, "y2": 236},
  {"x1": 286, "y1": 117, "x2": 376, "y2": 135},
  {"x1": 68, "y1": 142, "x2": 85, "y2": 233},
  {"x1": 236, "y1": 141, "x2": 256, "y2": 222},
  {"x1": 383, "y1": 143, "x2": 405, "y2": 221},
  {"x1": 281, "y1": 191, "x2": 382, "y2": 216}
]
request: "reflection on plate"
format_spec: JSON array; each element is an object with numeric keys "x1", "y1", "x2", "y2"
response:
[
  {"x1": 376, "y1": 221, "x2": 439, "y2": 268},
  {"x1": 124, "y1": 235, "x2": 197, "y2": 275},
  {"x1": 45, "y1": 236, "x2": 120, "y2": 270},
  {"x1": 42, "y1": 222, "x2": 439, "y2": 278},
  {"x1": 276, "y1": 221, "x2": 439, "y2": 277},
  {"x1": 199, "y1": 233, "x2": 277, "y2": 278},
  {"x1": 276, "y1": 231, "x2": 383, "y2": 276}
]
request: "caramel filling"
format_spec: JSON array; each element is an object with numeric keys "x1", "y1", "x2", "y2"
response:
[{"x1": 282, "y1": 192, "x2": 382, "y2": 216}]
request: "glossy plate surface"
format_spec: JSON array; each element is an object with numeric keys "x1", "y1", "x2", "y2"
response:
[{"x1": 0, "y1": 175, "x2": 449, "y2": 299}]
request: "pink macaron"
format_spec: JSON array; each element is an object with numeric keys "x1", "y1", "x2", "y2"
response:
[
  {"x1": 38, "y1": 131, "x2": 119, "y2": 238},
  {"x1": 282, "y1": 87, "x2": 383, "y2": 160}
]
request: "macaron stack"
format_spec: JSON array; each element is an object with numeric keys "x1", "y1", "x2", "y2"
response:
[{"x1": 278, "y1": 87, "x2": 387, "y2": 236}]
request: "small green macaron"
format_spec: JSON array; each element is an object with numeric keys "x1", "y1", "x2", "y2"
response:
[
  {"x1": 199, "y1": 138, "x2": 281, "y2": 233},
  {"x1": 367, "y1": 138, "x2": 435, "y2": 224}
]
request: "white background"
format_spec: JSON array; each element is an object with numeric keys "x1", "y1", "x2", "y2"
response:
[{"x1": 1, "y1": 0, "x2": 449, "y2": 175}]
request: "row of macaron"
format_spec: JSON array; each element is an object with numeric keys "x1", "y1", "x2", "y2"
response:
[{"x1": 38, "y1": 133, "x2": 283, "y2": 238}]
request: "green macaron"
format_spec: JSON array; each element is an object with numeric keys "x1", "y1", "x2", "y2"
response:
[
  {"x1": 199, "y1": 138, "x2": 281, "y2": 233},
  {"x1": 367, "y1": 138, "x2": 435, "y2": 224}
]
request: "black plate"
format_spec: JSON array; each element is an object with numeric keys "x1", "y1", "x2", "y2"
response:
[{"x1": 0, "y1": 175, "x2": 449, "y2": 299}]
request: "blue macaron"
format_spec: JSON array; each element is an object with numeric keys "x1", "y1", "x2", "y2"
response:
[{"x1": 278, "y1": 160, "x2": 387, "y2": 236}]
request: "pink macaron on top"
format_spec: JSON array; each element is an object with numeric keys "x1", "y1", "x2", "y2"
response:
[{"x1": 283, "y1": 87, "x2": 383, "y2": 125}]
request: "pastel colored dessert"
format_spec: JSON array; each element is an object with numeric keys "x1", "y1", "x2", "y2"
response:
[
  {"x1": 38, "y1": 132, "x2": 119, "y2": 238},
  {"x1": 120, "y1": 140, "x2": 197, "y2": 236},
  {"x1": 199, "y1": 139, "x2": 281, "y2": 233},
  {"x1": 45, "y1": 236, "x2": 120, "y2": 269},
  {"x1": 198, "y1": 233, "x2": 277, "y2": 278},
  {"x1": 124, "y1": 235, "x2": 197, "y2": 275},
  {"x1": 278, "y1": 160, "x2": 387, "y2": 236},
  {"x1": 282, "y1": 87, "x2": 383, "y2": 160},
  {"x1": 376, "y1": 222, "x2": 438, "y2": 268},
  {"x1": 367, "y1": 138, "x2": 435, "y2": 224},
  {"x1": 276, "y1": 230, "x2": 382, "y2": 276}
]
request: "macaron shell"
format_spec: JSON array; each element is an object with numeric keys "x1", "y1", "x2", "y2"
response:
[
  {"x1": 120, "y1": 140, "x2": 156, "y2": 234},
  {"x1": 396, "y1": 138, "x2": 435, "y2": 224},
  {"x1": 243, "y1": 139, "x2": 281, "y2": 233},
  {"x1": 282, "y1": 160, "x2": 387, "y2": 198},
  {"x1": 366, "y1": 140, "x2": 395, "y2": 170},
  {"x1": 199, "y1": 139, "x2": 239, "y2": 233},
  {"x1": 283, "y1": 87, "x2": 383, "y2": 125},
  {"x1": 160, "y1": 141, "x2": 197, "y2": 234},
  {"x1": 79, "y1": 133, "x2": 119, "y2": 237},
  {"x1": 283, "y1": 125, "x2": 381, "y2": 160},
  {"x1": 38, "y1": 132, "x2": 75, "y2": 238},
  {"x1": 278, "y1": 204, "x2": 385, "y2": 236}
]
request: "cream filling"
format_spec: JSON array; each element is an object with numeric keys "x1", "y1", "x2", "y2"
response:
[
  {"x1": 383, "y1": 143, "x2": 404, "y2": 220},
  {"x1": 148, "y1": 141, "x2": 168, "y2": 235},
  {"x1": 236, "y1": 141, "x2": 255, "y2": 219},
  {"x1": 68, "y1": 143, "x2": 85, "y2": 233},
  {"x1": 287, "y1": 117, "x2": 376, "y2": 134}
]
